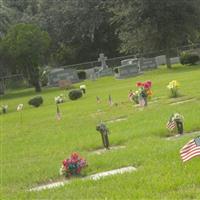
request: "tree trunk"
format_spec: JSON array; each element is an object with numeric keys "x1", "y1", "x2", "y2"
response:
[
  {"x1": 33, "y1": 81, "x2": 41, "y2": 92},
  {"x1": 165, "y1": 49, "x2": 172, "y2": 69}
]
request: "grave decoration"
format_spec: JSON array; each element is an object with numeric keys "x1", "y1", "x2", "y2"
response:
[
  {"x1": 1, "y1": 105, "x2": 8, "y2": 114},
  {"x1": 80, "y1": 85, "x2": 86, "y2": 94},
  {"x1": 17, "y1": 104, "x2": 24, "y2": 124},
  {"x1": 17, "y1": 103, "x2": 23, "y2": 111},
  {"x1": 96, "y1": 123, "x2": 110, "y2": 149},
  {"x1": 56, "y1": 104, "x2": 61, "y2": 120},
  {"x1": 166, "y1": 113, "x2": 184, "y2": 135},
  {"x1": 55, "y1": 94, "x2": 65, "y2": 104},
  {"x1": 59, "y1": 152, "x2": 87, "y2": 177},
  {"x1": 129, "y1": 81, "x2": 152, "y2": 106},
  {"x1": 167, "y1": 80, "x2": 180, "y2": 98}
]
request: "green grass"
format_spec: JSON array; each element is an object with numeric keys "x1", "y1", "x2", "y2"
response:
[{"x1": 1, "y1": 64, "x2": 200, "y2": 200}]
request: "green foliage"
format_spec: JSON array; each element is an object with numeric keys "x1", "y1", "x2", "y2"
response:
[
  {"x1": 180, "y1": 52, "x2": 200, "y2": 65},
  {"x1": 1, "y1": 23, "x2": 50, "y2": 92},
  {"x1": 28, "y1": 95, "x2": 43, "y2": 107},
  {"x1": 68, "y1": 90, "x2": 83, "y2": 100},
  {"x1": 77, "y1": 71, "x2": 86, "y2": 80},
  {"x1": 110, "y1": 0, "x2": 200, "y2": 68}
]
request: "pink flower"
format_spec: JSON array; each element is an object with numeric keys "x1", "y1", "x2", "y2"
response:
[
  {"x1": 144, "y1": 82, "x2": 150, "y2": 89},
  {"x1": 146, "y1": 81, "x2": 152, "y2": 87}
]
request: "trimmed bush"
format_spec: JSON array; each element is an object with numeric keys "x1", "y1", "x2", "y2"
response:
[
  {"x1": 28, "y1": 96, "x2": 43, "y2": 107},
  {"x1": 77, "y1": 71, "x2": 86, "y2": 80},
  {"x1": 68, "y1": 90, "x2": 82, "y2": 100},
  {"x1": 180, "y1": 52, "x2": 200, "y2": 65}
]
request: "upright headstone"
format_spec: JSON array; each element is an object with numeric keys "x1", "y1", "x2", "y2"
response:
[
  {"x1": 140, "y1": 57, "x2": 158, "y2": 71},
  {"x1": 114, "y1": 58, "x2": 140, "y2": 79},
  {"x1": 48, "y1": 68, "x2": 79, "y2": 86}
]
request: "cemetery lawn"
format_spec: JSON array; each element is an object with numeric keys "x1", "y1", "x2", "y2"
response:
[{"x1": 1, "y1": 64, "x2": 200, "y2": 200}]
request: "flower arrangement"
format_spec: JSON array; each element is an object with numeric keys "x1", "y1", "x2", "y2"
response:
[
  {"x1": 169, "y1": 113, "x2": 184, "y2": 122},
  {"x1": 167, "y1": 80, "x2": 180, "y2": 98},
  {"x1": 129, "y1": 80, "x2": 153, "y2": 105},
  {"x1": 1, "y1": 105, "x2": 8, "y2": 114},
  {"x1": 55, "y1": 94, "x2": 65, "y2": 104},
  {"x1": 17, "y1": 104, "x2": 23, "y2": 111},
  {"x1": 80, "y1": 85, "x2": 86, "y2": 94},
  {"x1": 59, "y1": 152, "x2": 87, "y2": 177}
]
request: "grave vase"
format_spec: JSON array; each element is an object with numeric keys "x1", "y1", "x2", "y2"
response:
[{"x1": 176, "y1": 121, "x2": 183, "y2": 135}]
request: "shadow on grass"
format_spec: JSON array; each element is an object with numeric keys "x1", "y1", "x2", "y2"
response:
[{"x1": 0, "y1": 87, "x2": 62, "y2": 101}]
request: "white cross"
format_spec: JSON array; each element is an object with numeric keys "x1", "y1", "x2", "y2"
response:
[{"x1": 98, "y1": 53, "x2": 108, "y2": 69}]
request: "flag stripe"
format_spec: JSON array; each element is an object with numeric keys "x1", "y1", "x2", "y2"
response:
[
  {"x1": 180, "y1": 143, "x2": 196, "y2": 154},
  {"x1": 166, "y1": 121, "x2": 176, "y2": 130},
  {"x1": 182, "y1": 150, "x2": 200, "y2": 162},
  {"x1": 181, "y1": 148, "x2": 200, "y2": 159},
  {"x1": 180, "y1": 137, "x2": 200, "y2": 162}
]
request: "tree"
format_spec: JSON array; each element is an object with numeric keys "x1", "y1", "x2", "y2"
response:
[
  {"x1": 110, "y1": 0, "x2": 200, "y2": 68},
  {"x1": 1, "y1": 23, "x2": 50, "y2": 92}
]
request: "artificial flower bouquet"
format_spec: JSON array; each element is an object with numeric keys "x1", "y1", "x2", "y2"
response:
[
  {"x1": 1, "y1": 105, "x2": 8, "y2": 114},
  {"x1": 55, "y1": 94, "x2": 65, "y2": 104},
  {"x1": 170, "y1": 113, "x2": 184, "y2": 123},
  {"x1": 80, "y1": 85, "x2": 86, "y2": 94},
  {"x1": 129, "y1": 80, "x2": 153, "y2": 104},
  {"x1": 59, "y1": 152, "x2": 87, "y2": 177},
  {"x1": 167, "y1": 80, "x2": 180, "y2": 98}
]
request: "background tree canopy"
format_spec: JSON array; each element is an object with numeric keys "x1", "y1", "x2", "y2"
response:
[
  {"x1": 1, "y1": 23, "x2": 50, "y2": 92},
  {"x1": 0, "y1": 0, "x2": 200, "y2": 77}
]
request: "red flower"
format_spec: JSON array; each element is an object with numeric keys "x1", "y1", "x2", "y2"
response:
[
  {"x1": 136, "y1": 82, "x2": 143, "y2": 87},
  {"x1": 63, "y1": 159, "x2": 67, "y2": 166}
]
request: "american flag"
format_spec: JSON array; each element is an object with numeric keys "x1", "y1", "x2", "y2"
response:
[
  {"x1": 56, "y1": 104, "x2": 61, "y2": 120},
  {"x1": 166, "y1": 120, "x2": 176, "y2": 131},
  {"x1": 108, "y1": 95, "x2": 113, "y2": 106},
  {"x1": 180, "y1": 136, "x2": 200, "y2": 162},
  {"x1": 96, "y1": 96, "x2": 101, "y2": 103}
]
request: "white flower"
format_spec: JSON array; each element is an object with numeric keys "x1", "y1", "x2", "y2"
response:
[
  {"x1": 55, "y1": 95, "x2": 64, "y2": 104},
  {"x1": 2, "y1": 105, "x2": 8, "y2": 109},
  {"x1": 59, "y1": 165, "x2": 65, "y2": 175},
  {"x1": 80, "y1": 85, "x2": 86, "y2": 89},
  {"x1": 17, "y1": 104, "x2": 23, "y2": 111}
]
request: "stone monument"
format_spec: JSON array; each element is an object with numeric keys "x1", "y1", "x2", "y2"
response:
[
  {"x1": 96, "y1": 123, "x2": 110, "y2": 149},
  {"x1": 97, "y1": 53, "x2": 113, "y2": 77}
]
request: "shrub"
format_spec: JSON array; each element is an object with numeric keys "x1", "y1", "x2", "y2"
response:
[
  {"x1": 68, "y1": 90, "x2": 82, "y2": 100},
  {"x1": 77, "y1": 71, "x2": 86, "y2": 80},
  {"x1": 180, "y1": 52, "x2": 200, "y2": 65},
  {"x1": 28, "y1": 96, "x2": 43, "y2": 107}
]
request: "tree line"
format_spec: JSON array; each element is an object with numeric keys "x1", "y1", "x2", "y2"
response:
[{"x1": 0, "y1": 0, "x2": 200, "y2": 92}]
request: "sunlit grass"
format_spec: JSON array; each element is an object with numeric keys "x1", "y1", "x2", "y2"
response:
[{"x1": 1, "y1": 64, "x2": 200, "y2": 199}]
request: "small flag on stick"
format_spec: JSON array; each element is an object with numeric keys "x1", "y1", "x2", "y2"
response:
[
  {"x1": 56, "y1": 104, "x2": 61, "y2": 120},
  {"x1": 108, "y1": 95, "x2": 113, "y2": 106},
  {"x1": 180, "y1": 136, "x2": 200, "y2": 162},
  {"x1": 166, "y1": 120, "x2": 176, "y2": 131},
  {"x1": 96, "y1": 96, "x2": 101, "y2": 103}
]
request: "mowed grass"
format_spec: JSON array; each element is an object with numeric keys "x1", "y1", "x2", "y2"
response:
[{"x1": 1, "y1": 64, "x2": 200, "y2": 200}]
